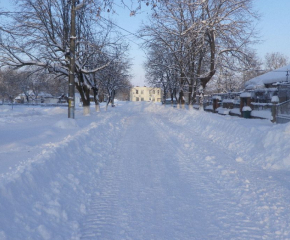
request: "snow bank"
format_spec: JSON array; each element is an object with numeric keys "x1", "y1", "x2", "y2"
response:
[
  {"x1": 53, "y1": 119, "x2": 79, "y2": 129},
  {"x1": 205, "y1": 105, "x2": 213, "y2": 110},
  {"x1": 0, "y1": 105, "x2": 123, "y2": 239},
  {"x1": 0, "y1": 123, "x2": 100, "y2": 239},
  {"x1": 144, "y1": 103, "x2": 290, "y2": 170},
  {"x1": 251, "y1": 110, "x2": 272, "y2": 120},
  {"x1": 263, "y1": 124, "x2": 290, "y2": 169},
  {"x1": 230, "y1": 108, "x2": 241, "y2": 115},
  {"x1": 217, "y1": 107, "x2": 230, "y2": 115}
]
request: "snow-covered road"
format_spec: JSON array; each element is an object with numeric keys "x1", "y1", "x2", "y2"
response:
[{"x1": 1, "y1": 102, "x2": 290, "y2": 239}]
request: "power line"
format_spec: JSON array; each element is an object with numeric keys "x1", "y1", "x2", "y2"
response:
[
  {"x1": 97, "y1": 15, "x2": 151, "y2": 58},
  {"x1": 98, "y1": 15, "x2": 154, "y2": 46}
]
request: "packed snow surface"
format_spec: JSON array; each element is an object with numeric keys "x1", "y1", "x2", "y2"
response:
[{"x1": 1, "y1": 102, "x2": 290, "y2": 239}]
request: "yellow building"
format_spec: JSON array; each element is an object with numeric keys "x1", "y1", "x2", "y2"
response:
[{"x1": 130, "y1": 86, "x2": 162, "y2": 102}]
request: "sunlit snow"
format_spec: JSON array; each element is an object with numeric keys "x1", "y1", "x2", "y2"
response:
[{"x1": 1, "y1": 102, "x2": 290, "y2": 239}]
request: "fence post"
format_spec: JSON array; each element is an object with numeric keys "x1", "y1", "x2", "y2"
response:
[{"x1": 271, "y1": 96, "x2": 279, "y2": 123}]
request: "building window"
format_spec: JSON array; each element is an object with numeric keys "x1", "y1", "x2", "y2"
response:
[
  {"x1": 141, "y1": 90, "x2": 144, "y2": 94},
  {"x1": 153, "y1": 90, "x2": 155, "y2": 94},
  {"x1": 136, "y1": 90, "x2": 138, "y2": 94},
  {"x1": 136, "y1": 97, "x2": 139, "y2": 101},
  {"x1": 157, "y1": 90, "x2": 160, "y2": 95},
  {"x1": 141, "y1": 98, "x2": 144, "y2": 101}
]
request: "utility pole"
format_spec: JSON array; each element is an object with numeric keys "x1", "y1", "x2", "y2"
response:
[{"x1": 68, "y1": 0, "x2": 76, "y2": 118}]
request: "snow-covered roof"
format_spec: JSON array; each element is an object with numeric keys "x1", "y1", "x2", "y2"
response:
[
  {"x1": 14, "y1": 92, "x2": 31, "y2": 100},
  {"x1": 38, "y1": 92, "x2": 53, "y2": 98},
  {"x1": 15, "y1": 95, "x2": 23, "y2": 100},
  {"x1": 245, "y1": 64, "x2": 290, "y2": 90}
]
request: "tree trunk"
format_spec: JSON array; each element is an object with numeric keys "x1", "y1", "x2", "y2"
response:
[
  {"x1": 92, "y1": 86, "x2": 100, "y2": 112},
  {"x1": 199, "y1": 85, "x2": 204, "y2": 111},
  {"x1": 188, "y1": 79, "x2": 194, "y2": 110},
  {"x1": 170, "y1": 92, "x2": 174, "y2": 106},
  {"x1": 111, "y1": 89, "x2": 115, "y2": 107},
  {"x1": 95, "y1": 102, "x2": 100, "y2": 112},
  {"x1": 178, "y1": 90, "x2": 185, "y2": 109},
  {"x1": 163, "y1": 87, "x2": 166, "y2": 104},
  {"x1": 75, "y1": 82, "x2": 91, "y2": 116},
  {"x1": 105, "y1": 92, "x2": 110, "y2": 111}
]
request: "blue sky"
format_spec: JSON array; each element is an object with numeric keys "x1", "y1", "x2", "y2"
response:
[
  {"x1": 1, "y1": 0, "x2": 290, "y2": 86},
  {"x1": 105, "y1": 3, "x2": 150, "y2": 87},
  {"x1": 253, "y1": 0, "x2": 290, "y2": 58},
  {"x1": 115, "y1": 0, "x2": 290, "y2": 86}
]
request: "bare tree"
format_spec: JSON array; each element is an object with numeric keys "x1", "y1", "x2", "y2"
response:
[
  {"x1": 0, "y1": 69, "x2": 21, "y2": 106},
  {"x1": 144, "y1": 43, "x2": 180, "y2": 104},
  {"x1": 265, "y1": 52, "x2": 289, "y2": 71},
  {"x1": 0, "y1": 0, "x2": 128, "y2": 115},
  {"x1": 97, "y1": 46, "x2": 132, "y2": 110},
  {"x1": 206, "y1": 49, "x2": 265, "y2": 93},
  {"x1": 142, "y1": 0, "x2": 259, "y2": 109}
]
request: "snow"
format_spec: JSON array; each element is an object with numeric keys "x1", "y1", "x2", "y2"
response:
[
  {"x1": 271, "y1": 95, "x2": 280, "y2": 103},
  {"x1": 242, "y1": 106, "x2": 252, "y2": 111},
  {"x1": 1, "y1": 102, "x2": 290, "y2": 239},
  {"x1": 251, "y1": 110, "x2": 272, "y2": 120},
  {"x1": 222, "y1": 99, "x2": 235, "y2": 103},
  {"x1": 252, "y1": 102, "x2": 272, "y2": 106},
  {"x1": 217, "y1": 107, "x2": 230, "y2": 115},
  {"x1": 230, "y1": 108, "x2": 241, "y2": 115},
  {"x1": 38, "y1": 92, "x2": 53, "y2": 98},
  {"x1": 245, "y1": 64, "x2": 290, "y2": 89},
  {"x1": 205, "y1": 105, "x2": 213, "y2": 110},
  {"x1": 240, "y1": 92, "x2": 252, "y2": 98},
  {"x1": 212, "y1": 95, "x2": 221, "y2": 100}
]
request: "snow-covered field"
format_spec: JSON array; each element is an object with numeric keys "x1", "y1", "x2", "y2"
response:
[{"x1": 1, "y1": 102, "x2": 290, "y2": 240}]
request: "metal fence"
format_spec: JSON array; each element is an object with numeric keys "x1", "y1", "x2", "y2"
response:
[
  {"x1": 277, "y1": 100, "x2": 290, "y2": 124},
  {"x1": 1, "y1": 103, "x2": 68, "y2": 107},
  {"x1": 278, "y1": 84, "x2": 290, "y2": 102}
]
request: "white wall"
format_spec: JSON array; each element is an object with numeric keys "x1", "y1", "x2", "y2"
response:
[{"x1": 130, "y1": 87, "x2": 162, "y2": 102}]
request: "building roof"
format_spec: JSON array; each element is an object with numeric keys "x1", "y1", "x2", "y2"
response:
[{"x1": 245, "y1": 64, "x2": 290, "y2": 90}]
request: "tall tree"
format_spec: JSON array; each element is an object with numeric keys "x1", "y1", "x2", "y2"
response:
[
  {"x1": 97, "y1": 45, "x2": 132, "y2": 110},
  {"x1": 142, "y1": 0, "x2": 259, "y2": 109},
  {"x1": 265, "y1": 52, "x2": 289, "y2": 71},
  {"x1": 0, "y1": 0, "x2": 128, "y2": 115},
  {"x1": 0, "y1": 69, "x2": 21, "y2": 105}
]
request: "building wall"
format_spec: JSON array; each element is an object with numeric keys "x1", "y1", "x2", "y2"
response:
[{"x1": 130, "y1": 87, "x2": 162, "y2": 102}]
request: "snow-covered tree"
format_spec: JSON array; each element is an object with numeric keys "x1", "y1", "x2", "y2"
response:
[
  {"x1": 142, "y1": 0, "x2": 259, "y2": 109},
  {"x1": 144, "y1": 43, "x2": 180, "y2": 104},
  {"x1": 96, "y1": 46, "x2": 132, "y2": 110},
  {"x1": 0, "y1": 0, "x2": 129, "y2": 115}
]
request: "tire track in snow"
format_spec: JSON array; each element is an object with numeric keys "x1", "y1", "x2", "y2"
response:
[
  {"x1": 79, "y1": 104, "x2": 290, "y2": 239},
  {"x1": 80, "y1": 113, "x2": 132, "y2": 240},
  {"x1": 80, "y1": 110, "x2": 208, "y2": 239}
]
